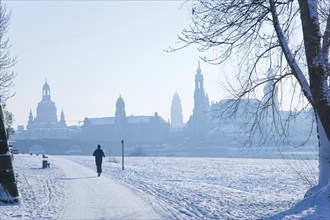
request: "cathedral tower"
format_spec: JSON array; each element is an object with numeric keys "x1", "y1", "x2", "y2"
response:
[
  {"x1": 192, "y1": 61, "x2": 210, "y2": 124},
  {"x1": 187, "y1": 61, "x2": 211, "y2": 140}
]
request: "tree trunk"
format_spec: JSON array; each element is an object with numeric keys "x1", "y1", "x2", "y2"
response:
[
  {"x1": 298, "y1": 0, "x2": 330, "y2": 142},
  {"x1": 305, "y1": 116, "x2": 330, "y2": 199},
  {"x1": 316, "y1": 115, "x2": 330, "y2": 187},
  {"x1": 298, "y1": 0, "x2": 330, "y2": 198}
]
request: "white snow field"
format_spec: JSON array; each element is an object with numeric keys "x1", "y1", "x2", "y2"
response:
[{"x1": 0, "y1": 154, "x2": 329, "y2": 219}]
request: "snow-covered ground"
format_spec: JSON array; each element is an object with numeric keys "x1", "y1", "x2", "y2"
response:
[{"x1": 0, "y1": 154, "x2": 329, "y2": 219}]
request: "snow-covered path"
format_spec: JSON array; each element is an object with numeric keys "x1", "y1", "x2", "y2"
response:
[
  {"x1": 53, "y1": 157, "x2": 159, "y2": 220},
  {"x1": 1, "y1": 155, "x2": 327, "y2": 219}
]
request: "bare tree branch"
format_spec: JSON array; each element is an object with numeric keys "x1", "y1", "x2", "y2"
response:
[
  {"x1": 0, "y1": 1, "x2": 16, "y2": 128},
  {"x1": 175, "y1": 0, "x2": 330, "y2": 199}
]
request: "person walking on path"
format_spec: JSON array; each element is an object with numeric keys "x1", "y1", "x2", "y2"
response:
[{"x1": 93, "y1": 144, "x2": 105, "y2": 177}]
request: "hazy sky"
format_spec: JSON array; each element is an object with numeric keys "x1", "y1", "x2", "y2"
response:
[{"x1": 4, "y1": 1, "x2": 226, "y2": 128}]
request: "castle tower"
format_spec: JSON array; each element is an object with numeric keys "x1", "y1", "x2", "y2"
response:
[{"x1": 171, "y1": 92, "x2": 184, "y2": 128}]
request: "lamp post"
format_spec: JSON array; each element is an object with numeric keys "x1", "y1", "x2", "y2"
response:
[{"x1": 121, "y1": 139, "x2": 124, "y2": 170}]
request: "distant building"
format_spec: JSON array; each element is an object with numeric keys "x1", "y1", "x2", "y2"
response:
[
  {"x1": 27, "y1": 80, "x2": 66, "y2": 129},
  {"x1": 12, "y1": 81, "x2": 169, "y2": 155},
  {"x1": 185, "y1": 61, "x2": 211, "y2": 141},
  {"x1": 81, "y1": 95, "x2": 170, "y2": 146},
  {"x1": 12, "y1": 63, "x2": 315, "y2": 156},
  {"x1": 170, "y1": 92, "x2": 184, "y2": 129},
  {"x1": 14, "y1": 81, "x2": 78, "y2": 140},
  {"x1": 263, "y1": 67, "x2": 279, "y2": 111}
]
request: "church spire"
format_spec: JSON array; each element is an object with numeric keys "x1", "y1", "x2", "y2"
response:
[
  {"x1": 59, "y1": 108, "x2": 67, "y2": 127},
  {"x1": 197, "y1": 60, "x2": 202, "y2": 75},
  {"x1": 195, "y1": 61, "x2": 204, "y2": 91},
  {"x1": 27, "y1": 109, "x2": 34, "y2": 129},
  {"x1": 188, "y1": 61, "x2": 210, "y2": 139}
]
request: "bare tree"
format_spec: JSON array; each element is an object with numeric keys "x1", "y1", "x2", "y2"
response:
[
  {"x1": 175, "y1": 0, "x2": 329, "y2": 203},
  {"x1": 0, "y1": 1, "x2": 18, "y2": 202},
  {"x1": 0, "y1": 1, "x2": 16, "y2": 130}
]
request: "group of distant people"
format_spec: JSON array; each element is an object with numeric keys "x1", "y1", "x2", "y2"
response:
[{"x1": 93, "y1": 144, "x2": 105, "y2": 177}]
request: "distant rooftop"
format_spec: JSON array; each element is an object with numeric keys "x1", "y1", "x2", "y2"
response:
[{"x1": 84, "y1": 115, "x2": 168, "y2": 126}]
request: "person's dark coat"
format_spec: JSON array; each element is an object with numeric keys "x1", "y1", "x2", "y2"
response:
[
  {"x1": 93, "y1": 145, "x2": 105, "y2": 175},
  {"x1": 93, "y1": 148, "x2": 105, "y2": 162}
]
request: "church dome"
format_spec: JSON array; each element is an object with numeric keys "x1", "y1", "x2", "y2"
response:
[
  {"x1": 116, "y1": 95, "x2": 125, "y2": 106},
  {"x1": 33, "y1": 81, "x2": 59, "y2": 128}
]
